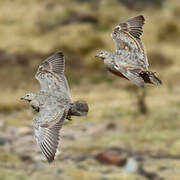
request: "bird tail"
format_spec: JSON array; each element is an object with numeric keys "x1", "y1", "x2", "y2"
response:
[
  {"x1": 70, "y1": 101, "x2": 89, "y2": 117},
  {"x1": 140, "y1": 71, "x2": 162, "y2": 86}
]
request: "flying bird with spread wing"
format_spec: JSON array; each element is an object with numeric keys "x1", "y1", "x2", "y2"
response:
[
  {"x1": 95, "y1": 15, "x2": 162, "y2": 88},
  {"x1": 21, "y1": 52, "x2": 88, "y2": 163}
]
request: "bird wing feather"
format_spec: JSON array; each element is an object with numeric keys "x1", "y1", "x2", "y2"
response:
[
  {"x1": 111, "y1": 15, "x2": 148, "y2": 69},
  {"x1": 33, "y1": 102, "x2": 68, "y2": 163},
  {"x1": 35, "y1": 52, "x2": 71, "y2": 99},
  {"x1": 114, "y1": 65, "x2": 145, "y2": 88}
]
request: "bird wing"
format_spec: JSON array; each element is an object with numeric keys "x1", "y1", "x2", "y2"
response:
[
  {"x1": 111, "y1": 15, "x2": 149, "y2": 69},
  {"x1": 116, "y1": 15, "x2": 145, "y2": 39},
  {"x1": 136, "y1": 38, "x2": 149, "y2": 68},
  {"x1": 114, "y1": 65, "x2": 145, "y2": 88},
  {"x1": 33, "y1": 102, "x2": 68, "y2": 163},
  {"x1": 35, "y1": 52, "x2": 71, "y2": 99}
]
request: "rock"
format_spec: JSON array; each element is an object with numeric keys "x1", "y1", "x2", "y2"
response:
[
  {"x1": 0, "y1": 137, "x2": 10, "y2": 146},
  {"x1": 106, "y1": 122, "x2": 116, "y2": 130},
  {"x1": 17, "y1": 126, "x2": 32, "y2": 136},
  {"x1": 125, "y1": 157, "x2": 161, "y2": 180},
  {"x1": 18, "y1": 154, "x2": 33, "y2": 163},
  {"x1": 124, "y1": 157, "x2": 139, "y2": 173},
  {"x1": 95, "y1": 152, "x2": 127, "y2": 166}
]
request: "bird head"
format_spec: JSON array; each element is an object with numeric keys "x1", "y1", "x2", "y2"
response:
[
  {"x1": 20, "y1": 93, "x2": 36, "y2": 102},
  {"x1": 95, "y1": 50, "x2": 110, "y2": 60}
]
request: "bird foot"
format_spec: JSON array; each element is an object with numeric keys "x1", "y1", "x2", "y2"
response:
[{"x1": 66, "y1": 114, "x2": 72, "y2": 121}]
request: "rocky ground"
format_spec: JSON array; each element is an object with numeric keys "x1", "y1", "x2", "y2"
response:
[{"x1": 1, "y1": 106, "x2": 180, "y2": 180}]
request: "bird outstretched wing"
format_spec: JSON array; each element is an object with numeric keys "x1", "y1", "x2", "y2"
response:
[
  {"x1": 116, "y1": 15, "x2": 145, "y2": 39},
  {"x1": 111, "y1": 15, "x2": 149, "y2": 69},
  {"x1": 33, "y1": 101, "x2": 68, "y2": 163},
  {"x1": 35, "y1": 52, "x2": 71, "y2": 99},
  {"x1": 114, "y1": 65, "x2": 145, "y2": 88}
]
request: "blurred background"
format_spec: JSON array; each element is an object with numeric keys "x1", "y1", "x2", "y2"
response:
[{"x1": 0, "y1": 0, "x2": 180, "y2": 179}]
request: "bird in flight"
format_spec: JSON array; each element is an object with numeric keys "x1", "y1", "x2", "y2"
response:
[
  {"x1": 21, "y1": 52, "x2": 88, "y2": 162},
  {"x1": 95, "y1": 15, "x2": 162, "y2": 88}
]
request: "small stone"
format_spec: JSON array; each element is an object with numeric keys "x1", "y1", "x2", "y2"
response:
[
  {"x1": 95, "y1": 152, "x2": 127, "y2": 166},
  {"x1": 0, "y1": 137, "x2": 10, "y2": 146},
  {"x1": 17, "y1": 126, "x2": 32, "y2": 136},
  {"x1": 106, "y1": 122, "x2": 116, "y2": 130},
  {"x1": 124, "y1": 157, "x2": 139, "y2": 173}
]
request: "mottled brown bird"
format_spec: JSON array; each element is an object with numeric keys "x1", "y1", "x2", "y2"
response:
[
  {"x1": 96, "y1": 15, "x2": 162, "y2": 88},
  {"x1": 21, "y1": 52, "x2": 88, "y2": 162}
]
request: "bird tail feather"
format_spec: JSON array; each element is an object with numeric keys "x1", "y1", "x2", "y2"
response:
[
  {"x1": 70, "y1": 101, "x2": 89, "y2": 117},
  {"x1": 140, "y1": 71, "x2": 162, "y2": 86}
]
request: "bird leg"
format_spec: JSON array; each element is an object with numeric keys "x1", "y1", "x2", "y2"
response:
[{"x1": 66, "y1": 113, "x2": 72, "y2": 121}]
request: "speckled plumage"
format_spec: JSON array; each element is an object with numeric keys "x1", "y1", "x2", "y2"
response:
[
  {"x1": 96, "y1": 15, "x2": 162, "y2": 88},
  {"x1": 21, "y1": 52, "x2": 88, "y2": 162}
]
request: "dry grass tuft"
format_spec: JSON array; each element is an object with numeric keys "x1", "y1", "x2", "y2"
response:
[
  {"x1": 148, "y1": 50, "x2": 172, "y2": 69},
  {"x1": 157, "y1": 20, "x2": 180, "y2": 42}
]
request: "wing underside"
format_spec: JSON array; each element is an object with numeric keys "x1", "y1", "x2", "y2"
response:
[
  {"x1": 111, "y1": 15, "x2": 148, "y2": 69},
  {"x1": 114, "y1": 65, "x2": 145, "y2": 88},
  {"x1": 40, "y1": 52, "x2": 65, "y2": 75},
  {"x1": 34, "y1": 104, "x2": 67, "y2": 162},
  {"x1": 36, "y1": 72, "x2": 71, "y2": 98},
  {"x1": 35, "y1": 52, "x2": 71, "y2": 99}
]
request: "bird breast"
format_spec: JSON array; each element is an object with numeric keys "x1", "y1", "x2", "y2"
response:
[{"x1": 104, "y1": 58, "x2": 115, "y2": 69}]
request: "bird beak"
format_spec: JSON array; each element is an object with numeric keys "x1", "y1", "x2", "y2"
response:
[{"x1": 20, "y1": 96, "x2": 25, "y2": 100}]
